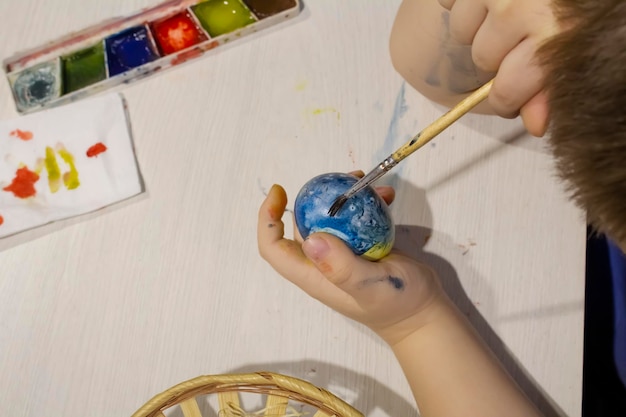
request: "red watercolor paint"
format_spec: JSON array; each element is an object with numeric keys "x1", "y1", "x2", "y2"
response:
[
  {"x1": 151, "y1": 12, "x2": 208, "y2": 56},
  {"x1": 86, "y1": 142, "x2": 108, "y2": 158},
  {"x1": 0, "y1": 215, "x2": 4, "y2": 226},
  {"x1": 10, "y1": 129, "x2": 34, "y2": 141},
  {"x1": 3, "y1": 166, "x2": 40, "y2": 198}
]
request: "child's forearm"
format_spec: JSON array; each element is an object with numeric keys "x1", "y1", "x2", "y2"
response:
[
  {"x1": 390, "y1": 295, "x2": 541, "y2": 417},
  {"x1": 389, "y1": 0, "x2": 494, "y2": 112}
]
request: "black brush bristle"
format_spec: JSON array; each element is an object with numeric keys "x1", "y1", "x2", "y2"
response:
[{"x1": 328, "y1": 195, "x2": 348, "y2": 217}]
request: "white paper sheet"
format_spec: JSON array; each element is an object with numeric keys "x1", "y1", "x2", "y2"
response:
[{"x1": 0, "y1": 94, "x2": 143, "y2": 238}]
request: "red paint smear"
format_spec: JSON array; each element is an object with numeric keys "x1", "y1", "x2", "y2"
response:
[
  {"x1": 10, "y1": 129, "x2": 34, "y2": 141},
  {"x1": 0, "y1": 215, "x2": 3, "y2": 226},
  {"x1": 3, "y1": 167, "x2": 40, "y2": 199},
  {"x1": 86, "y1": 142, "x2": 108, "y2": 158},
  {"x1": 152, "y1": 12, "x2": 207, "y2": 55}
]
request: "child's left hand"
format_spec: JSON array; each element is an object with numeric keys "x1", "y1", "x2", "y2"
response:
[{"x1": 257, "y1": 182, "x2": 444, "y2": 345}]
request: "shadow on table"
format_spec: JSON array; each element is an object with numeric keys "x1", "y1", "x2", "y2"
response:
[{"x1": 392, "y1": 177, "x2": 565, "y2": 417}]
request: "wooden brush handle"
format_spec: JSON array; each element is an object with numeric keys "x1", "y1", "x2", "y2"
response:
[{"x1": 391, "y1": 79, "x2": 493, "y2": 162}]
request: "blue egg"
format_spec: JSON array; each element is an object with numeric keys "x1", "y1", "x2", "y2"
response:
[{"x1": 294, "y1": 172, "x2": 395, "y2": 260}]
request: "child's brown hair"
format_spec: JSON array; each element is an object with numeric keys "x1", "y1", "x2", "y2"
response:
[{"x1": 539, "y1": 0, "x2": 626, "y2": 250}]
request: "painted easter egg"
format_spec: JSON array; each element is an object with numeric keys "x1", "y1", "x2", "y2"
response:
[{"x1": 294, "y1": 172, "x2": 395, "y2": 261}]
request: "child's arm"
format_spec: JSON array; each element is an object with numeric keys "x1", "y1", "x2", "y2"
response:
[
  {"x1": 390, "y1": 0, "x2": 558, "y2": 137},
  {"x1": 258, "y1": 185, "x2": 541, "y2": 417}
]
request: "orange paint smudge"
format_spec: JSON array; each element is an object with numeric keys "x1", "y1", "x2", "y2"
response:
[
  {"x1": 0, "y1": 215, "x2": 3, "y2": 226},
  {"x1": 86, "y1": 142, "x2": 108, "y2": 158},
  {"x1": 9, "y1": 129, "x2": 34, "y2": 141},
  {"x1": 3, "y1": 166, "x2": 40, "y2": 198}
]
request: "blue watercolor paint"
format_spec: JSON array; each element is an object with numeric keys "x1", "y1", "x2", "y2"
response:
[
  {"x1": 387, "y1": 276, "x2": 405, "y2": 290},
  {"x1": 294, "y1": 172, "x2": 394, "y2": 260},
  {"x1": 374, "y1": 82, "x2": 412, "y2": 188},
  {"x1": 105, "y1": 26, "x2": 160, "y2": 76}
]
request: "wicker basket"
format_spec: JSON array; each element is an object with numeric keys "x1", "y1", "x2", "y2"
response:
[{"x1": 131, "y1": 371, "x2": 364, "y2": 417}]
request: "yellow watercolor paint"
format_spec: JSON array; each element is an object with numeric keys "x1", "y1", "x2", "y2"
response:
[
  {"x1": 44, "y1": 146, "x2": 61, "y2": 193},
  {"x1": 295, "y1": 80, "x2": 308, "y2": 91},
  {"x1": 362, "y1": 240, "x2": 394, "y2": 261},
  {"x1": 311, "y1": 107, "x2": 340, "y2": 120},
  {"x1": 58, "y1": 149, "x2": 80, "y2": 190}
]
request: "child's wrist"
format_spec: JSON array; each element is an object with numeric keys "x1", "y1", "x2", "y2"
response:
[{"x1": 375, "y1": 289, "x2": 453, "y2": 347}]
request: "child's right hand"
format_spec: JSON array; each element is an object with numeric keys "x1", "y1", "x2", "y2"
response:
[
  {"x1": 390, "y1": 0, "x2": 560, "y2": 137},
  {"x1": 439, "y1": 0, "x2": 559, "y2": 136},
  {"x1": 257, "y1": 183, "x2": 445, "y2": 346}
]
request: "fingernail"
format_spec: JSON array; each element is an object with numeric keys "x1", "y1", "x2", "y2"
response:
[{"x1": 302, "y1": 235, "x2": 329, "y2": 261}]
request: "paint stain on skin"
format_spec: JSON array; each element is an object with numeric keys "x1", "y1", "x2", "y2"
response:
[
  {"x1": 58, "y1": 149, "x2": 80, "y2": 190},
  {"x1": 86, "y1": 142, "x2": 107, "y2": 158},
  {"x1": 311, "y1": 107, "x2": 340, "y2": 120},
  {"x1": 387, "y1": 276, "x2": 405, "y2": 290},
  {"x1": 10, "y1": 129, "x2": 34, "y2": 141},
  {"x1": 3, "y1": 166, "x2": 40, "y2": 198},
  {"x1": 44, "y1": 146, "x2": 61, "y2": 193},
  {"x1": 359, "y1": 276, "x2": 406, "y2": 292}
]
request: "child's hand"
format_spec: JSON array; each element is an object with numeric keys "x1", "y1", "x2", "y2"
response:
[
  {"x1": 257, "y1": 183, "x2": 443, "y2": 345},
  {"x1": 438, "y1": 0, "x2": 559, "y2": 136}
]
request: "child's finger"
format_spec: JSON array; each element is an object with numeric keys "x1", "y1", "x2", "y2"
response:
[
  {"x1": 438, "y1": 0, "x2": 456, "y2": 10},
  {"x1": 489, "y1": 38, "x2": 544, "y2": 119},
  {"x1": 257, "y1": 184, "x2": 308, "y2": 270},
  {"x1": 257, "y1": 186, "x2": 360, "y2": 311},
  {"x1": 302, "y1": 233, "x2": 390, "y2": 297},
  {"x1": 471, "y1": 12, "x2": 525, "y2": 73},
  {"x1": 520, "y1": 90, "x2": 549, "y2": 137},
  {"x1": 375, "y1": 186, "x2": 395, "y2": 206},
  {"x1": 449, "y1": 0, "x2": 488, "y2": 45}
]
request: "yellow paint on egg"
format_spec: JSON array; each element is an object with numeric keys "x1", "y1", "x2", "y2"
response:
[{"x1": 361, "y1": 240, "x2": 394, "y2": 261}]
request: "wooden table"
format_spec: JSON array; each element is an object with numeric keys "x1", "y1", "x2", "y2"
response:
[{"x1": 0, "y1": 1, "x2": 585, "y2": 416}]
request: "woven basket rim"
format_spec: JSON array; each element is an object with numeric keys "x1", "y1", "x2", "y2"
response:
[{"x1": 130, "y1": 371, "x2": 364, "y2": 417}]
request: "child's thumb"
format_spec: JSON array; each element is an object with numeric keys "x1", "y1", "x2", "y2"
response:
[{"x1": 302, "y1": 233, "x2": 360, "y2": 288}]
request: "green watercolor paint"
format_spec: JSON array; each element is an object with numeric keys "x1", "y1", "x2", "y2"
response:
[
  {"x1": 58, "y1": 149, "x2": 80, "y2": 190},
  {"x1": 191, "y1": 0, "x2": 257, "y2": 38},
  {"x1": 61, "y1": 43, "x2": 107, "y2": 94},
  {"x1": 44, "y1": 146, "x2": 61, "y2": 193}
]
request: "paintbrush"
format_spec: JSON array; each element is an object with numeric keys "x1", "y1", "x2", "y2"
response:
[{"x1": 328, "y1": 79, "x2": 494, "y2": 217}]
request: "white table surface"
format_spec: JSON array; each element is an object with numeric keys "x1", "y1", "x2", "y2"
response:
[{"x1": 0, "y1": 1, "x2": 586, "y2": 416}]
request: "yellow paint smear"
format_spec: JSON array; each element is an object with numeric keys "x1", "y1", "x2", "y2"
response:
[
  {"x1": 311, "y1": 107, "x2": 341, "y2": 120},
  {"x1": 57, "y1": 149, "x2": 80, "y2": 190},
  {"x1": 44, "y1": 146, "x2": 61, "y2": 193}
]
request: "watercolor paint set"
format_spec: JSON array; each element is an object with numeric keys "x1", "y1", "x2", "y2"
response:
[{"x1": 3, "y1": 0, "x2": 301, "y2": 114}]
